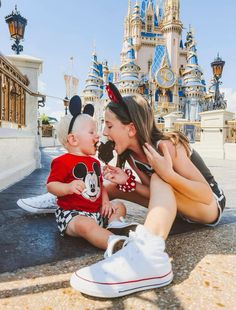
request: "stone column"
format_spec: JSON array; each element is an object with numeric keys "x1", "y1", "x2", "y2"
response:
[
  {"x1": 197, "y1": 109, "x2": 235, "y2": 159},
  {"x1": 7, "y1": 55, "x2": 43, "y2": 168}
]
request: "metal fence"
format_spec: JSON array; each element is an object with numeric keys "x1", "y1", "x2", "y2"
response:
[{"x1": 0, "y1": 54, "x2": 28, "y2": 128}]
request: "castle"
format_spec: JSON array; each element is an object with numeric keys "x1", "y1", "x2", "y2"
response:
[{"x1": 81, "y1": 0, "x2": 213, "y2": 126}]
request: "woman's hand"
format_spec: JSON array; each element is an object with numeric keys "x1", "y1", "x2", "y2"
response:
[
  {"x1": 143, "y1": 142, "x2": 174, "y2": 182},
  {"x1": 103, "y1": 164, "x2": 128, "y2": 184}
]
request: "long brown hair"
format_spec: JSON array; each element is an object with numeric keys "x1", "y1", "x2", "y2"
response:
[{"x1": 106, "y1": 94, "x2": 190, "y2": 167}]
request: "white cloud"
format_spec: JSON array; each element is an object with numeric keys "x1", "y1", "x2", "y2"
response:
[{"x1": 222, "y1": 88, "x2": 236, "y2": 115}]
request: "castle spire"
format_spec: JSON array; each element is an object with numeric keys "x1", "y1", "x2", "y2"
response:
[
  {"x1": 119, "y1": 37, "x2": 141, "y2": 95},
  {"x1": 83, "y1": 49, "x2": 103, "y2": 103},
  {"x1": 182, "y1": 27, "x2": 206, "y2": 121},
  {"x1": 128, "y1": 0, "x2": 131, "y2": 16},
  {"x1": 163, "y1": 0, "x2": 181, "y2": 25}
]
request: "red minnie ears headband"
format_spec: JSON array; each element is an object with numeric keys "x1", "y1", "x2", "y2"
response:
[{"x1": 106, "y1": 82, "x2": 131, "y2": 118}]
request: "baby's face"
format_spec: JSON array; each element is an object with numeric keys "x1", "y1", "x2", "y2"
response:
[{"x1": 75, "y1": 118, "x2": 99, "y2": 156}]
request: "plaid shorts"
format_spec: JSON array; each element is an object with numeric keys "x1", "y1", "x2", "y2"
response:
[
  {"x1": 55, "y1": 208, "x2": 104, "y2": 236},
  {"x1": 181, "y1": 181, "x2": 226, "y2": 226}
]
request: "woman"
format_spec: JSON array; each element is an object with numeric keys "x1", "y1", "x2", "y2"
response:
[{"x1": 70, "y1": 83, "x2": 226, "y2": 298}]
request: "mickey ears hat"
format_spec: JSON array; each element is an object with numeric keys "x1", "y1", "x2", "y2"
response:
[{"x1": 68, "y1": 95, "x2": 94, "y2": 134}]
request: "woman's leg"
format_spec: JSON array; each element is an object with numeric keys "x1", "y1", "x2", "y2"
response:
[
  {"x1": 174, "y1": 190, "x2": 219, "y2": 224},
  {"x1": 66, "y1": 215, "x2": 112, "y2": 250},
  {"x1": 144, "y1": 173, "x2": 177, "y2": 240}
]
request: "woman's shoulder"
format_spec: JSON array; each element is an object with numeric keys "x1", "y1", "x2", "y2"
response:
[
  {"x1": 156, "y1": 138, "x2": 186, "y2": 159},
  {"x1": 156, "y1": 139, "x2": 175, "y2": 151}
]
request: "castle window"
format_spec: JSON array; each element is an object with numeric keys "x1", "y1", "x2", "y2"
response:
[
  {"x1": 148, "y1": 60, "x2": 152, "y2": 71},
  {"x1": 147, "y1": 25, "x2": 152, "y2": 32}
]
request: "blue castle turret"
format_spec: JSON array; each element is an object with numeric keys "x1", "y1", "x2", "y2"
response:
[
  {"x1": 83, "y1": 50, "x2": 104, "y2": 104},
  {"x1": 119, "y1": 37, "x2": 141, "y2": 95},
  {"x1": 182, "y1": 27, "x2": 206, "y2": 121}
]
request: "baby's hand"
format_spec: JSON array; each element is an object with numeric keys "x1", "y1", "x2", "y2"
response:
[
  {"x1": 67, "y1": 180, "x2": 85, "y2": 195},
  {"x1": 103, "y1": 165, "x2": 128, "y2": 185},
  {"x1": 100, "y1": 201, "x2": 115, "y2": 218}
]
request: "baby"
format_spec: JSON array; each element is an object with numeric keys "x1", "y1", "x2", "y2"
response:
[{"x1": 47, "y1": 96, "x2": 136, "y2": 251}]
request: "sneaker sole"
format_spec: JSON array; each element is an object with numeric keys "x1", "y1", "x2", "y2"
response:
[
  {"x1": 107, "y1": 224, "x2": 138, "y2": 236},
  {"x1": 70, "y1": 270, "x2": 173, "y2": 298},
  {"x1": 17, "y1": 199, "x2": 57, "y2": 214}
]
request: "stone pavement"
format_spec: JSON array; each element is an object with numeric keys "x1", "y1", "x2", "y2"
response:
[{"x1": 0, "y1": 147, "x2": 236, "y2": 309}]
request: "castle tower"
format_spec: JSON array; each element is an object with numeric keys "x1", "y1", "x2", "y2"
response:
[
  {"x1": 121, "y1": 0, "x2": 165, "y2": 77},
  {"x1": 161, "y1": 0, "x2": 182, "y2": 75},
  {"x1": 119, "y1": 37, "x2": 141, "y2": 95},
  {"x1": 161, "y1": 0, "x2": 183, "y2": 108},
  {"x1": 182, "y1": 27, "x2": 206, "y2": 121},
  {"x1": 131, "y1": 1, "x2": 142, "y2": 52},
  {"x1": 102, "y1": 60, "x2": 109, "y2": 86},
  {"x1": 124, "y1": 0, "x2": 132, "y2": 41},
  {"x1": 145, "y1": 1, "x2": 154, "y2": 33},
  {"x1": 82, "y1": 50, "x2": 103, "y2": 104}
]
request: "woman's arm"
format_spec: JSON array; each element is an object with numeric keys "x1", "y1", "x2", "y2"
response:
[
  {"x1": 143, "y1": 141, "x2": 213, "y2": 204},
  {"x1": 103, "y1": 163, "x2": 150, "y2": 199}
]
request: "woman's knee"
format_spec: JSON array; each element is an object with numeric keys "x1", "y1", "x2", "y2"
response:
[{"x1": 150, "y1": 173, "x2": 173, "y2": 191}]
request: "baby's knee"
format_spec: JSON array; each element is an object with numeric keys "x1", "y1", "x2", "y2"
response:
[
  {"x1": 67, "y1": 216, "x2": 96, "y2": 237},
  {"x1": 113, "y1": 201, "x2": 126, "y2": 216}
]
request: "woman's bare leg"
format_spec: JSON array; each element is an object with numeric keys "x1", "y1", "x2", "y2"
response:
[
  {"x1": 144, "y1": 174, "x2": 177, "y2": 240},
  {"x1": 174, "y1": 190, "x2": 219, "y2": 224},
  {"x1": 144, "y1": 174, "x2": 219, "y2": 239},
  {"x1": 105, "y1": 175, "x2": 219, "y2": 241}
]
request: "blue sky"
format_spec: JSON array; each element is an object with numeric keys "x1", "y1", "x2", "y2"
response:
[{"x1": 0, "y1": 0, "x2": 235, "y2": 119}]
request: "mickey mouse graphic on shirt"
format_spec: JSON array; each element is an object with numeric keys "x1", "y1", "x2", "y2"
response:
[{"x1": 73, "y1": 162, "x2": 101, "y2": 202}]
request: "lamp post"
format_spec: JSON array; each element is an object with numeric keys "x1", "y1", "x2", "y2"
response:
[
  {"x1": 211, "y1": 54, "x2": 226, "y2": 110},
  {"x1": 5, "y1": 5, "x2": 27, "y2": 55},
  {"x1": 63, "y1": 97, "x2": 69, "y2": 115}
]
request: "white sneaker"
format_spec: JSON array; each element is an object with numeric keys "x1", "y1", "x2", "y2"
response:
[
  {"x1": 107, "y1": 217, "x2": 138, "y2": 236},
  {"x1": 104, "y1": 235, "x2": 129, "y2": 259},
  {"x1": 17, "y1": 193, "x2": 57, "y2": 214},
  {"x1": 70, "y1": 225, "x2": 173, "y2": 298}
]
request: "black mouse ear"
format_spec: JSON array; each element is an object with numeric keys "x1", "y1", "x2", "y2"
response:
[
  {"x1": 69, "y1": 95, "x2": 82, "y2": 117},
  {"x1": 83, "y1": 104, "x2": 94, "y2": 117}
]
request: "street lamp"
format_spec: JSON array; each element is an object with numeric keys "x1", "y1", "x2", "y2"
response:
[
  {"x1": 5, "y1": 5, "x2": 27, "y2": 55},
  {"x1": 63, "y1": 96, "x2": 69, "y2": 115},
  {"x1": 211, "y1": 54, "x2": 226, "y2": 110}
]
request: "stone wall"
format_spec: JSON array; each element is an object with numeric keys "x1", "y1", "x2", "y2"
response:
[{"x1": 0, "y1": 55, "x2": 43, "y2": 191}]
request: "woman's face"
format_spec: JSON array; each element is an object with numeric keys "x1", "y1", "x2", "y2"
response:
[{"x1": 103, "y1": 109, "x2": 131, "y2": 155}]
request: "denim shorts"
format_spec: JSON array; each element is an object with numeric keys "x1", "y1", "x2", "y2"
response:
[{"x1": 55, "y1": 207, "x2": 104, "y2": 236}]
